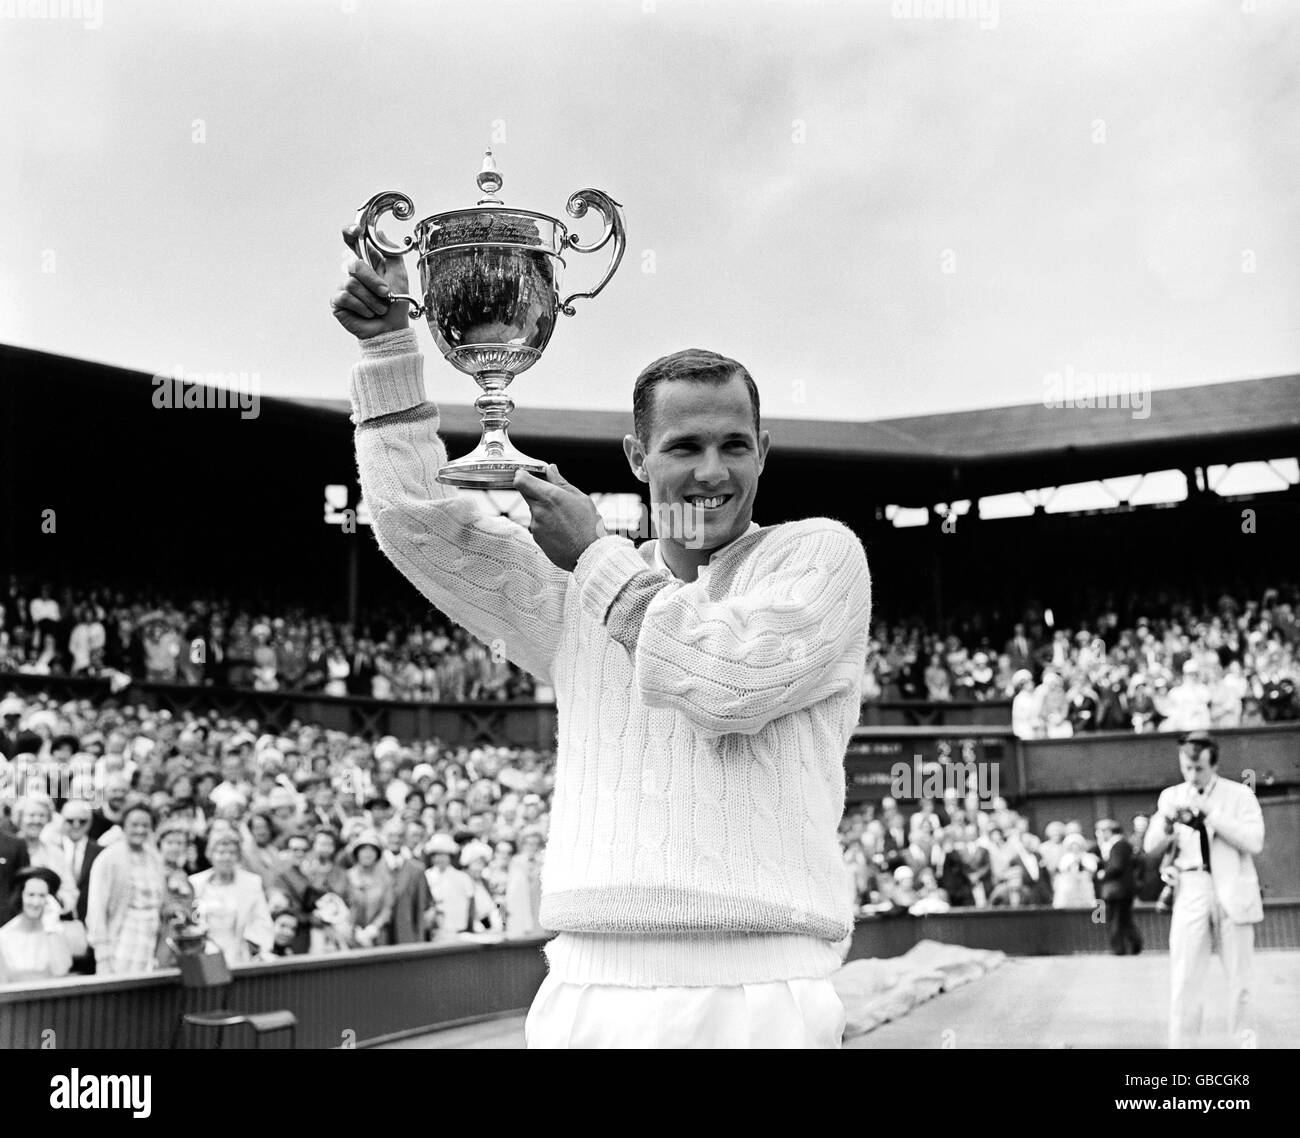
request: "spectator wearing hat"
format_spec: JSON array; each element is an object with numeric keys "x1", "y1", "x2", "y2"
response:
[
  {"x1": 382, "y1": 820, "x2": 431, "y2": 945},
  {"x1": 190, "y1": 829, "x2": 274, "y2": 964},
  {"x1": 1, "y1": 697, "x2": 41, "y2": 761},
  {"x1": 345, "y1": 830, "x2": 394, "y2": 948},
  {"x1": 263, "y1": 785, "x2": 300, "y2": 847},
  {"x1": 364, "y1": 796, "x2": 396, "y2": 834},
  {"x1": 884, "y1": 865, "x2": 918, "y2": 911},
  {"x1": 1010, "y1": 670, "x2": 1039, "y2": 740},
  {"x1": 155, "y1": 819, "x2": 201, "y2": 968},
  {"x1": 86, "y1": 803, "x2": 166, "y2": 975},
  {"x1": 460, "y1": 839, "x2": 503, "y2": 934},
  {"x1": 504, "y1": 828, "x2": 545, "y2": 938},
  {"x1": 966, "y1": 652, "x2": 995, "y2": 700},
  {"x1": 210, "y1": 751, "x2": 254, "y2": 815},
  {"x1": 484, "y1": 840, "x2": 513, "y2": 911},
  {"x1": 425, "y1": 832, "x2": 474, "y2": 940},
  {"x1": 1052, "y1": 834, "x2": 1099, "y2": 909},
  {"x1": 0, "y1": 866, "x2": 72, "y2": 983},
  {"x1": 1161, "y1": 661, "x2": 1213, "y2": 734}
]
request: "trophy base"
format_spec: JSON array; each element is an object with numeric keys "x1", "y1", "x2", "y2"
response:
[{"x1": 438, "y1": 436, "x2": 547, "y2": 489}]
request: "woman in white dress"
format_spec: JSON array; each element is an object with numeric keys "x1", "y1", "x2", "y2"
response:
[
  {"x1": 504, "y1": 828, "x2": 545, "y2": 937},
  {"x1": 190, "y1": 829, "x2": 274, "y2": 965},
  {"x1": 1052, "y1": 833, "x2": 1099, "y2": 909},
  {"x1": 0, "y1": 867, "x2": 72, "y2": 983}
]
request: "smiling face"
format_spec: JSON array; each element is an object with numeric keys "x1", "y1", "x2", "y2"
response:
[
  {"x1": 21, "y1": 877, "x2": 51, "y2": 922},
  {"x1": 123, "y1": 807, "x2": 153, "y2": 849},
  {"x1": 159, "y1": 831, "x2": 188, "y2": 865},
  {"x1": 624, "y1": 372, "x2": 769, "y2": 563},
  {"x1": 20, "y1": 801, "x2": 51, "y2": 841}
]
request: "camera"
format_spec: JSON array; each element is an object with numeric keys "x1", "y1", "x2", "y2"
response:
[{"x1": 1170, "y1": 806, "x2": 1205, "y2": 830}]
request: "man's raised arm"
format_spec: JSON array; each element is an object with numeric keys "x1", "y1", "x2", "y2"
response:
[{"x1": 334, "y1": 246, "x2": 568, "y2": 684}]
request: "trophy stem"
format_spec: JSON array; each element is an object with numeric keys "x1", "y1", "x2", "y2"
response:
[{"x1": 436, "y1": 371, "x2": 547, "y2": 489}]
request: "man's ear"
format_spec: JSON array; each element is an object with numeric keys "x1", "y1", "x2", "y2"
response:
[
  {"x1": 756, "y1": 428, "x2": 772, "y2": 471},
  {"x1": 623, "y1": 434, "x2": 649, "y2": 483}
]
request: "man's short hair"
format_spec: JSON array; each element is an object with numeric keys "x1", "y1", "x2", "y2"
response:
[
  {"x1": 632, "y1": 349, "x2": 760, "y2": 447},
  {"x1": 1179, "y1": 730, "x2": 1219, "y2": 765}
]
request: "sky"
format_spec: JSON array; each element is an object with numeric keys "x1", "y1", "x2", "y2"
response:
[{"x1": 2, "y1": 0, "x2": 1298, "y2": 424}]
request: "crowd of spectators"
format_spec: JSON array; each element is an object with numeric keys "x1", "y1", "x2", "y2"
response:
[
  {"x1": 839, "y1": 792, "x2": 1154, "y2": 916},
  {"x1": 0, "y1": 580, "x2": 539, "y2": 702},
  {"x1": 0, "y1": 690, "x2": 553, "y2": 984},
  {"x1": 6, "y1": 579, "x2": 1298, "y2": 741},
  {"x1": 862, "y1": 584, "x2": 1300, "y2": 737}
]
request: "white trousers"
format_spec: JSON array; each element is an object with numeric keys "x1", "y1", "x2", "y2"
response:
[
  {"x1": 524, "y1": 972, "x2": 846, "y2": 1049},
  {"x1": 1168, "y1": 872, "x2": 1255, "y2": 1049}
]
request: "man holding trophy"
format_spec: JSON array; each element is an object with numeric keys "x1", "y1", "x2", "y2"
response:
[{"x1": 330, "y1": 157, "x2": 871, "y2": 1048}]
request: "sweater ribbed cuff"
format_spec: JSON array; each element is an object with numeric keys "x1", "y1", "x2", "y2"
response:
[
  {"x1": 542, "y1": 931, "x2": 844, "y2": 988},
  {"x1": 349, "y1": 328, "x2": 425, "y2": 422},
  {"x1": 572, "y1": 535, "x2": 647, "y2": 624}
]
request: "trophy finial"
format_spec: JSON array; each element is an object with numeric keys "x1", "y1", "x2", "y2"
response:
[{"x1": 476, "y1": 149, "x2": 504, "y2": 204}]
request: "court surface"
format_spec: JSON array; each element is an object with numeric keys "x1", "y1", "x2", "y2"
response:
[{"x1": 375, "y1": 950, "x2": 1300, "y2": 1049}]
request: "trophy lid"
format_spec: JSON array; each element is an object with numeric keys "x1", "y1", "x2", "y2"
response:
[
  {"x1": 476, "y1": 149, "x2": 504, "y2": 205},
  {"x1": 412, "y1": 150, "x2": 568, "y2": 253}
]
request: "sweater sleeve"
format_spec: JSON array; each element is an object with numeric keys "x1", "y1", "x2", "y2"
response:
[
  {"x1": 350, "y1": 329, "x2": 569, "y2": 686},
  {"x1": 575, "y1": 518, "x2": 871, "y2": 737}
]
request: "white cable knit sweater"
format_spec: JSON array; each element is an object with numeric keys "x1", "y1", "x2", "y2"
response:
[{"x1": 349, "y1": 328, "x2": 872, "y2": 987}]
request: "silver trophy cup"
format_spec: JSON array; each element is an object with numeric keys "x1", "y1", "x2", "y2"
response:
[{"x1": 347, "y1": 152, "x2": 625, "y2": 488}]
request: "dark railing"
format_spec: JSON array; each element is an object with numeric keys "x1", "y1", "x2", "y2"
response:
[
  {"x1": 0, "y1": 670, "x2": 557, "y2": 749},
  {"x1": 5, "y1": 902, "x2": 1298, "y2": 1049},
  {"x1": 851, "y1": 898, "x2": 1300, "y2": 960},
  {"x1": 0, "y1": 936, "x2": 551, "y2": 1050},
  {"x1": 1018, "y1": 722, "x2": 1300, "y2": 794},
  {"x1": 858, "y1": 700, "x2": 1012, "y2": 728}
]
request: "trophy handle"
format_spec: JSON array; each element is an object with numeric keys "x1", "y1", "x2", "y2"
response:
[
  {"x1": 347, "y1": 191, "x2": 426, "y2": 318},
  {"x1": 557, "y1": 189, "x2": 625, "y2": 317}
]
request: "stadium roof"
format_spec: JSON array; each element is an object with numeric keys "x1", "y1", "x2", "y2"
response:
[
  {"x1": 5, "y1": 343, "x2": 1299, "y2": 506},
  {"x1": 295, "y1": 372, "x2": 1300, "y2": 503}
]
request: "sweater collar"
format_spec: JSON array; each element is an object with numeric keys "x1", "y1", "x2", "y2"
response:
[{"x1": 648, "y1": 521, "x2": 761, "y2": 580}]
